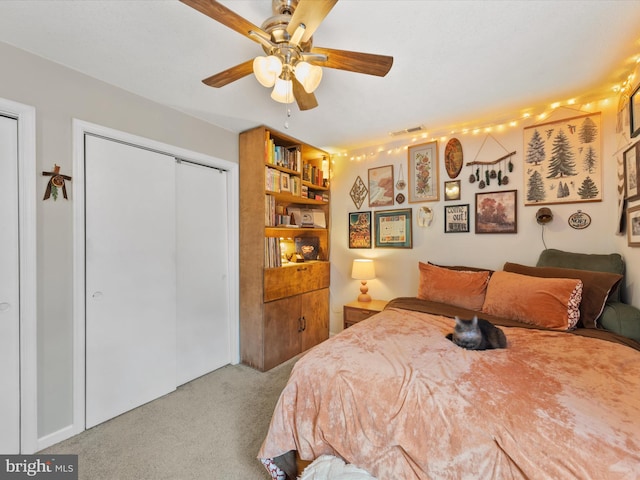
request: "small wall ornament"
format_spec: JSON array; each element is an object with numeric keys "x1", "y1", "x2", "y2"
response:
[
  {"x1": 42, "y1": 164, "x2": 72, "y2": 200},
  {"x1": 568, "y1": 210, "x2": 591, "y2": 229}
]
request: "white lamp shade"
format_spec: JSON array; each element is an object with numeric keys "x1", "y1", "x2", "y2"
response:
[
  {"x1": 253, "y1": 55, "x2": 283, "y2": 88},
  {"x1": 351, "y1": 259, "x2": 376, "y2": 280},
  {"x1": 271, "y1": 77, "x2": 294, "y2": 104},
  {"x1": 294, "y1": 61, "x2": 322, "y2": 93}
]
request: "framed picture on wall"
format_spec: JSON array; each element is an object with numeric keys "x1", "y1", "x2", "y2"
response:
[
  {"x1": 631, "y1": 84, "x2": 640, "y2": 138},
  {"x1": 624, "y1": 141, "x2": 640, "y2": 202},
  {"x1": 368, "y1": 165, "x2": 394, "y2": 207},
  {"x1": 408, "y1": 141, "x2": 439, "y2": 203},
  {"x1": 627, "y1": 204, "x2": 640, "y2": 246},
  {"x1": 374, "y1": 208, "x2": 412, "y2": 248},
  {"x1": 348, "y1": 211, "x2": 372, "y2": 249},
  {"x1": 475, "y1": 190, "x2": 517, "y2": 234},
  {"x1": 444, "y1": 180, "x2": 461, "y2": 201},
  {"x1": 444, "y1": 204, "x2": 470, "y2": 233}
]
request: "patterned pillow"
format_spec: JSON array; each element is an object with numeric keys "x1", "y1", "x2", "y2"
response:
[
  {"x1": 418, "y1": 262, "x2": 490, "y2": 311},
  {"x1": 482, "y1": 270, "x2": 583, "y2": 331}
]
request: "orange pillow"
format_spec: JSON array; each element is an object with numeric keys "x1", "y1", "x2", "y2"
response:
[
  {"x1": 418, "y1": 262, "x2": 490, "y2": 311},
  {"x1": 482, "y1": 271, "x2": 583, "y2": 331}
]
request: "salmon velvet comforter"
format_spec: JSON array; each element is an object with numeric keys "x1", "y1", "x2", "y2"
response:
[{"x1": 259, "y1": 298, "x2": 640, "y2": 479}]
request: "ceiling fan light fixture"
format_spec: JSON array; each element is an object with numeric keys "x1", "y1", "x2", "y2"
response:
[
  {"x1": 295, "y1": 61, "x2": 322, "y2": 93},
  {"x1": 253, "y1": 55, "x2": 283, "y2": 88},
  {"x1": 271, "y1": 77, "x2": 294, "y2": 103}
]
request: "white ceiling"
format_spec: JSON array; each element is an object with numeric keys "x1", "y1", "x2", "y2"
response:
[{"x1": 1, "y1": 0, "x2": 639, "y2": 153}]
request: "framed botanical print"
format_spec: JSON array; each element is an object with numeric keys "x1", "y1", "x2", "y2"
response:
[
  {"x1": 408, "y1": 141, "x2": 439, "y2": 202},
  {"x1": 444, "y1": 204, "x2": 469, "y2": 233},
  {"x1": 348, "y1": 211, "x2": 372, "y2": 249},
  {"x1": 523, "y1": 112, "x2": 602, "y2": 205},
  {"x1": 368, "y1": 165, "x2": 394, "y2": 207},
  {"x1": 624, "y1": 141, "x2": 640, "y2": 202},
  {"x1": 374, "y1": 208, "x2": 412, "y2": 248},
  {"x1": 475, "y1": 190, "x2": 517, "y2": 234}
]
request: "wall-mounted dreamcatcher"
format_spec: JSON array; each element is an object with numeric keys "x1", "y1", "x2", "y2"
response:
[{"x1": 466, "y1": 134, "x2": 515, "y2": 189}]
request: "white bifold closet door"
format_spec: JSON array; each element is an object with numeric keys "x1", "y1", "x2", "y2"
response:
[
  {"x1": 85, "y1": 135, "x2": 231, "y2": 429},
  {"x1": 176, "y1": 160, "x2": 230, "y2": 386},
  {"x1": 85, "y1": 135, "x2": 177, "y2": 428},
  {"x1": 0, "y1": 114, "x2": 20, "y2": 453}
]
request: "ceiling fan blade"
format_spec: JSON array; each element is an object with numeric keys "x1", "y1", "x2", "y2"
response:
[
  {"x1": 309, "y1": 47, "x2": 393, "y2": 77},
  {"x1": 287, "y1": 0, "x2": 338, "y2": 44},
  {"x1": 180, "y1": 0, "x2": 270, "y2": 43},
  {"x1": 202, "y1": 59, "x2": 255, "y2": 88},
  {"x1": 292, "y1": 77, "x2": 318, "y2": 110}
]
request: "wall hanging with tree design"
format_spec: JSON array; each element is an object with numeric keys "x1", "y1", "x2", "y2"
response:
[{"x1": 524, "y1": 111, "x2": 602, "y2": 205}]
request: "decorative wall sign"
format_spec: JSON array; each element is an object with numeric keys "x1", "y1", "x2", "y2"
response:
[
  {"x1": 568, "y1": 210, "x2": 591, "y2": 230},
  {"x1": 475, "y1": 190, "x2": 517, "y2": 234},
  {"x1": 444, "y1": 138, "x2": 464, "y2": 179},
  {"x1": 349, "y1": 211, "x2": 372, "y2": 249},
  {"x1": 374, "y1": 208, "x2": 413, "y2": 248},
  {"x1": 368, "y1": 165, "x2": 394, "y2": 207},
  {"x1": 408, "y1": 141, "x2": 439, "y2": 203},
  {"x1": 350, "y1": 176, "x2": 368, "y2": 209},
  {"x1": 395, "y1": 193, "x2": 405, "y2": 204},
  {"x1": 444, "y1": 204, "x2": 470, "y2": 233},
  {"x1": 523, "y1": 112, "x2": 602, "y2": 205}
]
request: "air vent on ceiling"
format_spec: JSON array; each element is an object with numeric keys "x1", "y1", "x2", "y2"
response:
[{"x1": 389, "y1": 125, "x2": 425, "y2": 136}]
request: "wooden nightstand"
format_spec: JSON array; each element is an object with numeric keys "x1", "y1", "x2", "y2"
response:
[{"x1": 343, "y1": 299, "x2": 389, "y2": 329}]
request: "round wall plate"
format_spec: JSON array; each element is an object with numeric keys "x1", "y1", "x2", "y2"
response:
[
  {"x1": 444, "y1": 138, "x2": 463, "y2": 179},
  {"x1": 568, "y1": 210, "x2": 591, "y2": 229}
]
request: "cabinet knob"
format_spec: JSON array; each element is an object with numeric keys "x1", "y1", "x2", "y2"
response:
[{"x1": 0, "y1": 302, "x2": 10, "y2": 312}]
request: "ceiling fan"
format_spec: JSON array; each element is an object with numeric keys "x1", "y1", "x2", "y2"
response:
[{"x1": 180, "y1": 0, "x2": 394, "y2": 110}]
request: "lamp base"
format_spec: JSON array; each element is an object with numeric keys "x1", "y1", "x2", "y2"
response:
[
  {"x1": 357, "y1": 293, "x2": 372, "y2": 302},
  {"x1": 357, "y1": 281, "x2": 371, "y2": 302}
]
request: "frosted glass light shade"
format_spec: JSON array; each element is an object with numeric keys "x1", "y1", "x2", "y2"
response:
[
  {"x1": 271, "y1": 77, "x2": 294, "y2": 104},
  {"x1": 253, "y1": 55, "x2": 283, "y2": 88},
  {"x1": 295, "y1": 61, "x2": 322, "y2": 93}
]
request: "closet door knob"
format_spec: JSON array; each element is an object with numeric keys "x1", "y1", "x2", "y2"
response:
[{"x1": 91, "y1": 291, "x2": 103, "y2": 300}]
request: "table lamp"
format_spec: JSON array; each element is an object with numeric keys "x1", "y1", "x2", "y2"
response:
[{"x1": 351, "y1": 259, "x2": 376, "y2": 302}]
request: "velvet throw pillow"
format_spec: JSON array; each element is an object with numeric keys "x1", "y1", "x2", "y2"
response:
[
  {"x1": 503, "y1": 262, "x2": 623, "y2": 328},
  {"x1": 482, "y1": 270, "x2": 583, "y2": 331},
  {"x1": 417, "y1": 262, "x2": 490, "y2": 311}
]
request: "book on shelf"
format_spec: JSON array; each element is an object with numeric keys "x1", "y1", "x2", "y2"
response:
[
  {"x1": 264, "y1": 135, "x2": 301, "y2": 172},
  {"x1": 264, "y1": 237, "x2": 282, "y2": 268}
]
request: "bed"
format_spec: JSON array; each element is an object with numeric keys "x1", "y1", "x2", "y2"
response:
[{"x1": 258, "y1": 259, "x2": 640, "y2": 479}]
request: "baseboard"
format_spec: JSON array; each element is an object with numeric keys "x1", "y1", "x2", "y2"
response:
[{"x1": 37, "y1": 424, "x2": 80, "y2": 452}]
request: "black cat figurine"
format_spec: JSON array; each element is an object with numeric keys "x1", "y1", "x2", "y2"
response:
[{"x1": 446, "y1": 315, "x2": 507, "y2": 350}]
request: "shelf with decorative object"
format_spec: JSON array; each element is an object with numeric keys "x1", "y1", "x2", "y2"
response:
[{"x1": 240, "y1": 125, "x2": 331, "y2": 371}]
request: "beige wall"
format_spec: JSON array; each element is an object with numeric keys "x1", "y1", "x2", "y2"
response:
[
  {"x1": 1, "y1": 41, "x2": 238, "y2": 442},
  {"x1": 328, "y1": 100, "x2": 637, "y2": 335}
]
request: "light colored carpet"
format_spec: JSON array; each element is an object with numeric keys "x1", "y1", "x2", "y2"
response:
[{"x1": 40, "y1": 357, "x2": 298, "y2": 479}]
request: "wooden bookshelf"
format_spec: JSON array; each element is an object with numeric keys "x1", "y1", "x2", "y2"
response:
[{"x1": 239, "y1": 125, "x2": 330, "y2": 371}]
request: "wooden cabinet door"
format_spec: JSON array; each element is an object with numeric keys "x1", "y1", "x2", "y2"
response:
[
  {"x1": 301, "y1": 288, "x2": 329, "y2": 353},
  {"x1": 264, "y1": 296, "x2": 302, "y2": 371}
]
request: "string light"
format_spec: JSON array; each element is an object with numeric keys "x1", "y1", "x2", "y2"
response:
[{"x1": 341, "y1": 94, "x2": 620, "y2": 162}]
